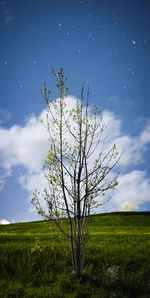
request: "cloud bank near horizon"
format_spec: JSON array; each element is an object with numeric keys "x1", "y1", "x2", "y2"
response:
[
  {"x1": 0, "y1": 95, "x2": 150, "y2": 218},
  {"x1": 0, "y1": 219, "x2": 10, "y2": 225}
]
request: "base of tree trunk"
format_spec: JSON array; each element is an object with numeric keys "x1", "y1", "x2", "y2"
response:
[{"x1": 71, "y1": 270, "x2": 86, "y2": 277}]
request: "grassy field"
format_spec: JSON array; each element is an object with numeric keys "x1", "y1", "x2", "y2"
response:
[{"x1": 0, "y1": 212, "x2": 150, "y2": 297}]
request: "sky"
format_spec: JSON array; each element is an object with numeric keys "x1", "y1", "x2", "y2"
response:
[{"x1": 0, "y1": 0, "x2": 150, "y2": 224}]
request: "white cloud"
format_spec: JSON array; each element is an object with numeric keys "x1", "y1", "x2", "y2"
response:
[
  {"x1": 118, "y1": 201, "x2": 138, "y2": 211},
  {"x1": 140, "y1": 121, "x2": 150, "y2": 143},
  {"x1": 102, "y1": 111, "x2": 150, "y2": 168},
  {"x1": 110, "y1": 170, "x2": 150, "y2": 209},
  {"x1": 0, "y1": 219, "x2": 10, "y2": 225},
  {"x1": 18, "y1": 170, "x2": 47, "y2": 197},
  {"x1": 97, "y1": 170, "x2": 150, "y2": 213},
  {"x1": 0, "y1": 114, "x2": 48, "y2": 177},
  {"x1": 114, "y1": 135, "x2": 145, "y2": 167},
  {"x1": 102, "y1": 110, "x2": 122, "y2": 140},
  {"x1": 0, "y1": 95, "x2": 150, "y2": 213}
]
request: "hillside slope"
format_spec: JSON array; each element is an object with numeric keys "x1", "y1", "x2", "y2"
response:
[
  {"x1": 0, "y1": 212, "x2": 149, "y2": 297},
  {"x1": 0, "y1": 212, "x2": 149, "y2": 234}
]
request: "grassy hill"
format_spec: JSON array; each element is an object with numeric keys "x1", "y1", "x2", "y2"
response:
[
  {"x1": 0, "y1": 212, "x2": 150, "y2": 297},
  {"x1": 0, "y1": 211, "x2": 149, "y2": 234}
]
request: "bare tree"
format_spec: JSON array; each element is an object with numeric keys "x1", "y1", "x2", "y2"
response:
[{"x1": 32, "y1": 68, "x2": 121, "y2": 276}]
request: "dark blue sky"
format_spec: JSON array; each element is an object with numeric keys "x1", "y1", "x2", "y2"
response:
[{"x1": 0, "y1": 0, "x2": 150, "y2": 223}]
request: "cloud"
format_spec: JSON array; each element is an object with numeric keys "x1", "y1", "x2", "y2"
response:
[
  {"x1": 102, "y1": 110, "x2": 122, "y2": 139},
  {"x1": 140, "y1": 121, "x2": 150, "y2": 143},
  {"x1": 0, "y1": 95, "x2": 150, "y2": 213},
  {"x1": 0, "y1": 114, "x2": 48, "y2": 176},
  {"x1": 19, "y1": 171, "x2": 46, "y2": 193},
  {"x1": 19, "y1": 170, "x2": 49, "y2": 214},
  {"x1": 99, "y1": 110, "x2": 150, "y2": 169},
  {"x1": 0, "y1": 219, "x2": 10, "y2": 224},
  {"x1": 118, "y1": 201, "x2": 138, "y2": 211},
  {"x1": 114, "y1": 135, "x2": 145, "y2": 167},
  {"x1": 110, "y1": 170, "x2": 150, "y2": 209},
  {"x1": 102, "y1": 113, "x2": 150, "y2": 168}
]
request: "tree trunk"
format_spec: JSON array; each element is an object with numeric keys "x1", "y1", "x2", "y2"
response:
[
  {"x1": 76, "y1": 241, "x2": 82, "y2": 275},
  {"x1": 75, "y1": 218, "x2": 83, "y2": 276}
]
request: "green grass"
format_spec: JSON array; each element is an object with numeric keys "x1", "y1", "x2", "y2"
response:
[{"x1": 0, "y1": 212, "x2": 150, "y2": 297}]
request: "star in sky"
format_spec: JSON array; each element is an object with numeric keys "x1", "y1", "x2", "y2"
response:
[{"x1": 131, "y1": 40, "x2": 136, "y2": 44}]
